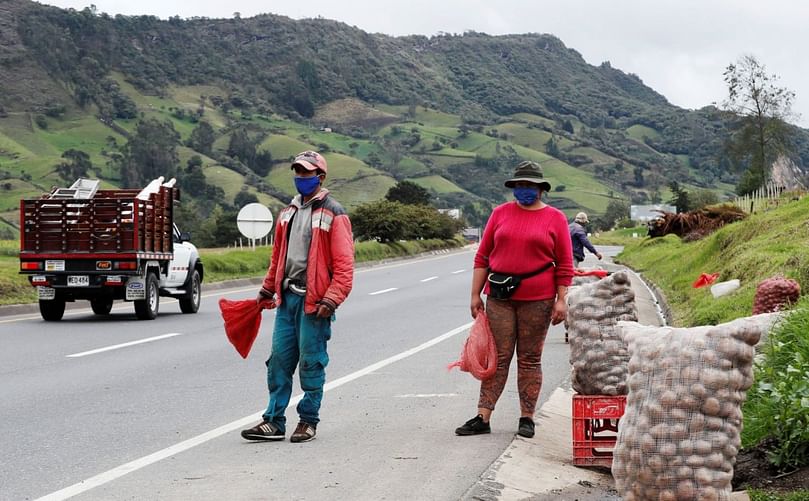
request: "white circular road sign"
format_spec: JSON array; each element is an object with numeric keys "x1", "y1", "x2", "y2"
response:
[{"x1": 237, "y1": 203, "x2": 274, "y2": 239}]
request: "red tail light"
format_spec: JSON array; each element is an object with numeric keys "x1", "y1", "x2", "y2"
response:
[
  {"x1": 21, "y1": 262, "x2": 42, "y2": 270},
  {"x1": 114, "y1": 261, "x2": 138, "y2": 270}
]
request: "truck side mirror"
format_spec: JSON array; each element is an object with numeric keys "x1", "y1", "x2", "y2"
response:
[{"x1": 180, "y1": 232, "x2": 191, "y2": 242}]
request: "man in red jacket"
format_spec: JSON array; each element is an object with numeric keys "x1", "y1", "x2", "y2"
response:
[{"x1": 241, "y1": 150, "x2": 354, "y2": 444}]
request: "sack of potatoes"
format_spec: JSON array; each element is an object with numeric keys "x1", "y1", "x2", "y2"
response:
[
  {"x1": 611, "y1": 313, "x2": 781, "y2": 501},
  {"x1": 568, "y1": 271, "x2": 638, "y2": 395}
]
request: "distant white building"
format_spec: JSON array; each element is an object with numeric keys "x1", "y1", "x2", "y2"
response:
[
  {"x1": 438, "y1": 208, "x2": 461, "y2": 219},
  {"x1": 630, "y1": 204, "x2": 676, "y2": 222}
]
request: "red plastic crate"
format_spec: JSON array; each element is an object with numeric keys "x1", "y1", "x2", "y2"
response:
[{"x1": 572, "y1": 394, "x2": 626, "y2": 467}]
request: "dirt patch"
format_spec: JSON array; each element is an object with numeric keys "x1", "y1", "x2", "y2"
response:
[{"x1": 733, "y1": 440, "x2": 809, "y2": 493}]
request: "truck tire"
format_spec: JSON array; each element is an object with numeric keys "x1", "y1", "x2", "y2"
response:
[
  {"x1": 40, "y1": 299, "x2": 66, "y2": 322},
  {"x1": 134, "y1": 272, "x2": 159, "y2": 320},
  {"x1": 91, "y1": 297, "x2": 114, "y2": 315},
  {"x1": 179, "y1": 269, "x2": 201, "y2": 314}
]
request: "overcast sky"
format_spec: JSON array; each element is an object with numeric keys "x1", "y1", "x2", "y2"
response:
[{"x1": 42, "y1": 0, "x2": 809, "y2": 127}]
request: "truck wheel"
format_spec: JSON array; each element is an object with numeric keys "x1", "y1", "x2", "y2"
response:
[
  {"x1": 40, "y1": 299, "x2": 66, "y2": 321},
  {"x1": 91, "y1": 297, "x2": 114, "y2": 315},
  {"x1": 179, "y1": 270, "x2": 201, "y2": 314},
  {"x1": 134, "y1": 272, "x2": 159, "y2": 320}
]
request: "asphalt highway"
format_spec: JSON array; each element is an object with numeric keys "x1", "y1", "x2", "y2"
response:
[{"x1": 0, "y1": 249, "x2": 572, "y2": 501}]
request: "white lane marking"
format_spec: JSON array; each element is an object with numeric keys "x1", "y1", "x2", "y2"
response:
[
  {"x1": 395, "y1": 393, "x2": 459, "y2": 398},
  {"x1": 451, "y1": 269, "x2": 466, "y2": 274},
  {"x1": 420, "y1": 276, "x2": 438, "y2": 282},
  {"x1": 35, "y1": 321, "x2": 474, "y2": 501},
  {"x1": 368, "y1": 287, "x2": 398, "y2": 296},
  {"x1": 66, "y1": 333, "x2": 183, "y2": 358}
]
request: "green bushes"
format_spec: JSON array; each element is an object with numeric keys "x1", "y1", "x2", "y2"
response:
[
  {"x1": 351, "y1": 200, "x2": 464, "y2": 242},
  {"x1": 200, "y1": 237, "x2": 466, "y2": 283},
  {"x1": 742, "y1": 297, "x2": 809, "y2": 469}
]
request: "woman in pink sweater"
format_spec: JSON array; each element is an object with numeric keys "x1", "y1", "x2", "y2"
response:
[{"x1": 456, "y1": 160, "x2": 574, "y2": 439}]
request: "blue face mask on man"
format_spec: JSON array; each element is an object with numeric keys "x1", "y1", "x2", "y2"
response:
[
  {"x1": 513, "y1": 187, "x2": 539, "y2": 205},
  {"x1": 294, "y1": 175, "x2": 321, "y2": 197}
]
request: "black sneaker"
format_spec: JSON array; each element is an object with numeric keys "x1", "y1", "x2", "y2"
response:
[
  {"x1": 455, "y1": 415, "x2": 491, "y2": 436},
  {"x1": 290, "y1": 421, "x2": 317, "y2": 443},
  {"x1": 241, "y1": 421, "x2": 285, "y2": 441},
  {"x1": 518, "y1": 417, "x2": 535, "y2": 438}
]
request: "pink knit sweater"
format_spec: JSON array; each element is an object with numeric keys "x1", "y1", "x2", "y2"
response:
[{"x1": 474, "y1": 202, "x2": 574, "y2": 301}]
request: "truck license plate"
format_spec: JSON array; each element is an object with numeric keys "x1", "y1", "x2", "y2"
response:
[{"x1": 68, "y1": 275, "x2": 89, "y2": 287}]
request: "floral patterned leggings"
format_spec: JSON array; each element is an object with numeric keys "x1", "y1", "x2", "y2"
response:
[{"x1": 478, "y1": 298, "x2": 554, "y2": 415}]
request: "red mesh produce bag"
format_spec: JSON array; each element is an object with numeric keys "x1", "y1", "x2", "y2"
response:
[
  {"x1": 574, "y1": 268, "x2": 609, "y2": 278},
  {"x1": 692, "y1": 272, "x2": 719, "y2": 288},
  {"x1": 448, "y1": 311, "x2": 497, "y2": 381},
  {"x1": 219, "y1": 298, "x2": 271, "y2": 358},
  {"x1": 753, "y1": 275, "x2": 801, "y2": 314}
]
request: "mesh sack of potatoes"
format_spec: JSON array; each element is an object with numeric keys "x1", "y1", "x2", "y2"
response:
[
  {"x1": 568, "y1": 271, "x2": 638, "y2": 395},
  {"x1": 752, "y1": 275, "x2": 800, "y2": 315},
  {"x1": 612, "y1": 314, "x2": 781, "y2": 501},
  {"x1": 571, "y1": 274, "x2": 602, "y2": 287}
]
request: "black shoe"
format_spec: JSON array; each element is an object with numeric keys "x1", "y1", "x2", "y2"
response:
[
  {"x1": 290, "y1": 421, "x2": 317, "y2": 443},
  {"x1": 455, "y1": 414, "x2": 491, "y2": 436},
  {"x1": 241, "y1": 421, "x2": 285, "y2": 441},
  {"x1": 518, "y1": 417, "x2": 535, "y2": 438}
]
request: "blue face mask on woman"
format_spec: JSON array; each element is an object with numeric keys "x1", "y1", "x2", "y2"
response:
[
  {"x1": 294, "y1": 175, "x2": 321, "y2": 196},
  {"x1": 513, "y1": 187, "x2": 539, "y2": 205}
]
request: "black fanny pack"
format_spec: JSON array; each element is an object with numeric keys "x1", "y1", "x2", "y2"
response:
[{"x1": 487, "y1": 261, "x2": 556, "y2": 300}]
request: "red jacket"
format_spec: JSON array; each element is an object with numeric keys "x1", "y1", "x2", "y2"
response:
[{"x1": 261, "y1": 189, "x2": 354, "y2": 314}]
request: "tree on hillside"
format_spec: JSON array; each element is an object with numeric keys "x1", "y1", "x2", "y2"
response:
[
  {"x1": 562, "y1": 120, "x2": 575, "y2": 134},
  {"x1": 234, "y1": 187, "x2": 259, "y2": 208},
  {"x1": 592, "y1": 199, "x2": 630, "y2": 232},
  {"x1": 722, "y1": 55, "x2": 796, "y2": 195},
  {"x1": 689, "y1": 189, "x2": 720, "y2": 210},
  {"x1": 385, "y1": 180, "x2": 431, "y2": 205},
  {"x1": 187, "y1": 121, "x2": 215, "y2": 156},
  {"x1": 119, "y1": 119, "x2": 180, "y2": 188},
  {"x1": 179, "y1": 155, "x2": 207, "y2": 195},
  {"x1": 668, "y1": 181, "x2": 690, "y2": 213},
  {"x1": 56, "y1": 149, "x2": 92, "y2": 181},
  {"x1": 227, "y1": 128, "x2": 256, "y2": 166},
  {"x1": 545, "y1": 136, "x2": 560, "y2": 157}
]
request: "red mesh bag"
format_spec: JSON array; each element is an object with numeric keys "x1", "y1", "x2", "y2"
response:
[
  {"x1": 448, "y1": 311, "x2": 497, "y2": 381},
  {"x1": 574, "y1": 269, "x2": 609, "y2": 278},
  {"x1": 753, "y1": 275, "x2": 801, "y2": 314},
  {"x1": 692, "y1": 272, "x2": 720, "y2": 288},
  {"x1": 219, "y1": 298, "x2": 272, "y2": 358}
]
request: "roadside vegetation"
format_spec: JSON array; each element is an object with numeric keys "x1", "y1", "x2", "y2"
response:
[{"x1": 615, "y1": 195, "x2": 809, "y2": 492}]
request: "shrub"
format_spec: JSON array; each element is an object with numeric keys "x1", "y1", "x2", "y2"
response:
[{"x1": 742, "y1": 297, "x2": 809, "y2": 469}]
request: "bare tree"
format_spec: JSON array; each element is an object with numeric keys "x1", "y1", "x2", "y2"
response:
[{"x1": 722, "y1": 55, "x2": 796, "y2": 195}]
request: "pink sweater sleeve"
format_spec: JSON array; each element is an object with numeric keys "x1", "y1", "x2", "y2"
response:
[{"x1": 473, "y1": 207, "x2": 498, "y2": 269}]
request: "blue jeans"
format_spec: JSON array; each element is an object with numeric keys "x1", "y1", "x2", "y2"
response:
[{"x1": 263, "y1": 291, "x2": 331, "y2": 432}]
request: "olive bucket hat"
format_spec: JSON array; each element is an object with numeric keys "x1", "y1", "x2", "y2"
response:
[{"x1": 504, "y1": 160, "x2": 551, "y2": 192}]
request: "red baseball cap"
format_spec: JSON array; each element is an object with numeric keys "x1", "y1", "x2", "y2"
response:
[{"x1": 291, "y1": 150, "x2": 328, "y2": 175}]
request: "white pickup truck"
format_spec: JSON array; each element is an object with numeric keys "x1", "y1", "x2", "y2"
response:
[{"x1": 19, "y1": 183, "x2": 203, "y2": 321}]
